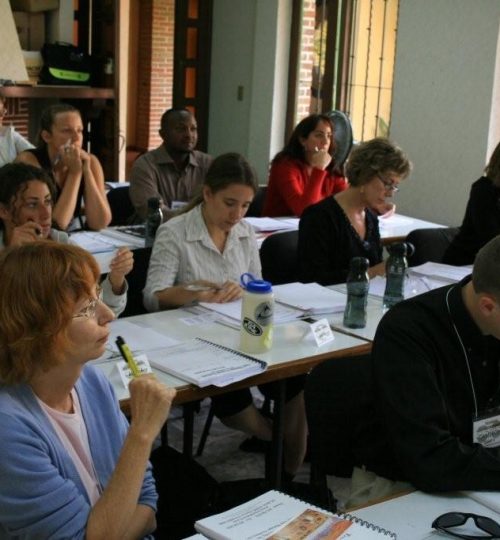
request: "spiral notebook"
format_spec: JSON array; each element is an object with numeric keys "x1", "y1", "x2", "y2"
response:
[
  {"x1": 194, "y1": 490, "x2": 397, "y2": 539},
  {"x1": 147, "y1": 338, "x2": 267, "y2": 387}
]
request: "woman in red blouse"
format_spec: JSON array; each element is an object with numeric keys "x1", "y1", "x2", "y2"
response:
[{"x1": 262, "y1": 114, "x2": 347, "y2": 217}]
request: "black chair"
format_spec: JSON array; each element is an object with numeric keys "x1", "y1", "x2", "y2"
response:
[
  {"x1": 260, "y1": 230, "x2": 299, "y2": 285},
  {"x1": 406, "y1": 227, "x2": 459, "y2": 267},
  {"x1": 305, "y1": 354, "x2": 380, "y2": 488},
  {"x1": 119, "y1": 246, "x2": 151, "y2": 317},
  {"x1": 107, "y1": 184, "x2": 136, "y2": 226},
  {"x1": 247, "y1": 185, "x2": 267, "y2": 217}
]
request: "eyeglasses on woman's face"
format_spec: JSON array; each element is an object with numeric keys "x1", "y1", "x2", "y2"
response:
[
  {"x1": 432, "y1": 511, "x2": 500, "y2": 539},
  {"x1": 72, "y1": 286, "x2": 103, "y2": 320},
  {"x1": 376, "y1": 173, "x2": 400, "y2": 193}
]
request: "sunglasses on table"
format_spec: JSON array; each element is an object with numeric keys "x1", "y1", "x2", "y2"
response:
[{"x1": 432, "y1": 512, "x2": 500, "y2": 539}]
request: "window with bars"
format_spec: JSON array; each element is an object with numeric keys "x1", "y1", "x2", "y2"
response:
[{"x1": 288, "y1": 0, "x2": 399, "y2": 142}]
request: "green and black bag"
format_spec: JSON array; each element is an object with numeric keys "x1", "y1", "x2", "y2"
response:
[{"x1": 39, "y1": 42, "x2": 93, "y2": 86}]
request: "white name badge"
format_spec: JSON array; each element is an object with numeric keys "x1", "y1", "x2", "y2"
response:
[
  {"x1": 116, "y1": 353, "x2": 153, "y2": 388},
  {"x1": 473, "y1": 410, "x2": 500, "y2": 448},
  {"x1": 310, "y1": 318, "x2": 335, "y2": 347}
]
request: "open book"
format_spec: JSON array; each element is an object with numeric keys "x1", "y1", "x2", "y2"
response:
[
  {"x1": 147, "y1": 338, "x2": 267, "y2": 387},
  {"x1": 194, "y1": 490, "x2": 397, "y2": 539}
]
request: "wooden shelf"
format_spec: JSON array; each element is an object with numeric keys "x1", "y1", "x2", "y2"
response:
[{"x1": 0, "y1": 86, "x2": 114, "y2": 99}]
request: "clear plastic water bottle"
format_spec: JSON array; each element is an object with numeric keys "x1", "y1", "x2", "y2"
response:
[
  {"x1": 343, "y1": 257, "x2": 369, "y2": 329},
  {"x1": 145, "y1": 197, "x2": 163, "y2": 248},
  {"x1": 383, "y1": 242, "x2": 409, "y2": 309},
  {"x1": 240, "y1": 273, "x2": 274, "y2": 353}
]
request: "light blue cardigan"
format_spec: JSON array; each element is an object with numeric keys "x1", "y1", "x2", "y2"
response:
[{"x1": 0, "y1": 365, "x2": 157, "y2": 539}]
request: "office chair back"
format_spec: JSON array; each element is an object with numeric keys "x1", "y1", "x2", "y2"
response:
[
  {"x1": 406, "y1": 227, "x2": 459, "y2": 267},
  {"x1": 260, "y1": 230, "x2": 299, "y2": 285},
  {"x1": 305, "y1": 354, "x2": 379, "y2": 482},
  {"x1": 107, "y1": 185, "x2": 136, "y2": 226},
  {"x1": 119, "y1": 246, "x2": 151, "y2": 317},
  {"x1": 246, "y1": 186, "x2": 267, "y2": 217}
]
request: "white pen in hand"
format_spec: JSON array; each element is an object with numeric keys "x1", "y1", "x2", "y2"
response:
[
  {"x1": 184, "y1": 284, "x2": 224, "y2": 292},
  {"x1": 53, "y1": 139, "x2": 72, "y2": 166}
]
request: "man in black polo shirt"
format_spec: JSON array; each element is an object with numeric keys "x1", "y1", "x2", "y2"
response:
[{"x1": 362, "y1": 234, "x2": 500, "y2": 494}]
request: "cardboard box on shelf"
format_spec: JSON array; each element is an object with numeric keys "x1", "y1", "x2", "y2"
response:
[
  {"x1": 10, "y1": 0, "x2": 58, "y2": 12},
  {"x1": 16, "y1": 50, "x2": 43, "y2": 85},
  {"x1": 12, "y1": 11, "x2": 45, "y2": 51}
]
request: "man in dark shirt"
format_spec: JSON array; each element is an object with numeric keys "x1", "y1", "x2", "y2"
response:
[
  {"x1": 362, "y1": 234, "x2": 500, "y2": 492},
  {"x1": 129, "y1": 108, "x2": 212, "y2": 221}
]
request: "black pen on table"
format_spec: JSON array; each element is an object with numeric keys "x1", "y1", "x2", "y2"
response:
[{"x1": 116, "y1": 336, "x2": 141, "y2": 377}]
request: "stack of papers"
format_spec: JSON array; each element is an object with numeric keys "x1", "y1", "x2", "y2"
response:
[
  {"x1": 244, "y1": 217, "x2": 298, "y2": 232},
  {"x1": 273, "y1": 282, "x2": 347, "y2": 315},
  {"x1": 409, "y1": 261, "x2": 472, "y2": 282},
  {"x1": 71, "y1": 229, "x2": 144, "y2": 253},
  {"x1": 198, "y1": 299, "x2": 303, "y2": 327},
  {"x1": 93, "y1": 319, "x2": 179, "y2": 363},
  {"x1": 367, "y1": 261, "x2": 472, "y2": 299}
]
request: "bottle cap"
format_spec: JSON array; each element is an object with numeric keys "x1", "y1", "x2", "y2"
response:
[
  {"x1": 388, "y1": 242, "x2": 409, "y2": 256},
  {"x1": 350, "y1": 256, "x2": 369, "y2": 270},
  {"x1": 240, "y1": 272, "x2": 272, "y2": 293},
  {"x1": 147, "y1": 197, "x2": 161, "y2": 209}
]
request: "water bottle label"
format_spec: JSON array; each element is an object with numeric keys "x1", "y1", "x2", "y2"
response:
[
  {"x1": 254, "y1": 301, "x2": 273, "y2": 326},
  {"x1": 388, "y1": 265, "x2": 405, "y2": 275},
  {"x1": 242, "y1": 317, "x2": 263, "y2": 336}
]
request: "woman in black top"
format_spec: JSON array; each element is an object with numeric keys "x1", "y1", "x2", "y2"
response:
[
  {"x1": 16, "y1": 104, "x2": 111, "y2": 231},
  {"x1": 444, "y1": 141, "x2": 500, "y2": 266},
  {"x1": 298, "y1": 138, "x2": 412, "y2": 285}
]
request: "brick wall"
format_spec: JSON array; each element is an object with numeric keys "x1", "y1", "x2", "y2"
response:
[
  {"x1": 136, "y1": 0, "x2": 174, "y2": 150},
  {"x1": 296, "y1": 0, "x2": 315, "y2": 122},
  {"x1": 4, "y1": 98, "x2": 31, "y2": 140}
]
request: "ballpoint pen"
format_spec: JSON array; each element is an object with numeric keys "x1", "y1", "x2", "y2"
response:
[
  {"x1": 115, "y1": 336, "x2": 141, "y2": 377},
  {"x1": 184, "y1": 284, "x2": 225, "y2": 292}
]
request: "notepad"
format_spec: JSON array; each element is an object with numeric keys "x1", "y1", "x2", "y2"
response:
[
  {"x1": 273, "y1": 282, "x2": 347, "y2": 315},
  {"x1": 147, "y1": 338, "x2": 267, "y2": 387},
  {"x1": 194, "y1": 490, "x2": 396, "y2": 539}
]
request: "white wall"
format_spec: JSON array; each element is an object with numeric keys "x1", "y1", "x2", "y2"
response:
[
  {"x1": 390, "y1": 0, "x2": 500, "y2": 225},
  {"x1": 208, "y1": 0, "x2": 290, "y2": 184}
]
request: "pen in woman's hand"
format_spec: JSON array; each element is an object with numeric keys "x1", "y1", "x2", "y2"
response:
[
  {"x1": 116, "y1": 336, "x2": 141, "y2": 377},
  {"x1": 184, "y1": 284, "x2": 224, "y2": 292}
]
